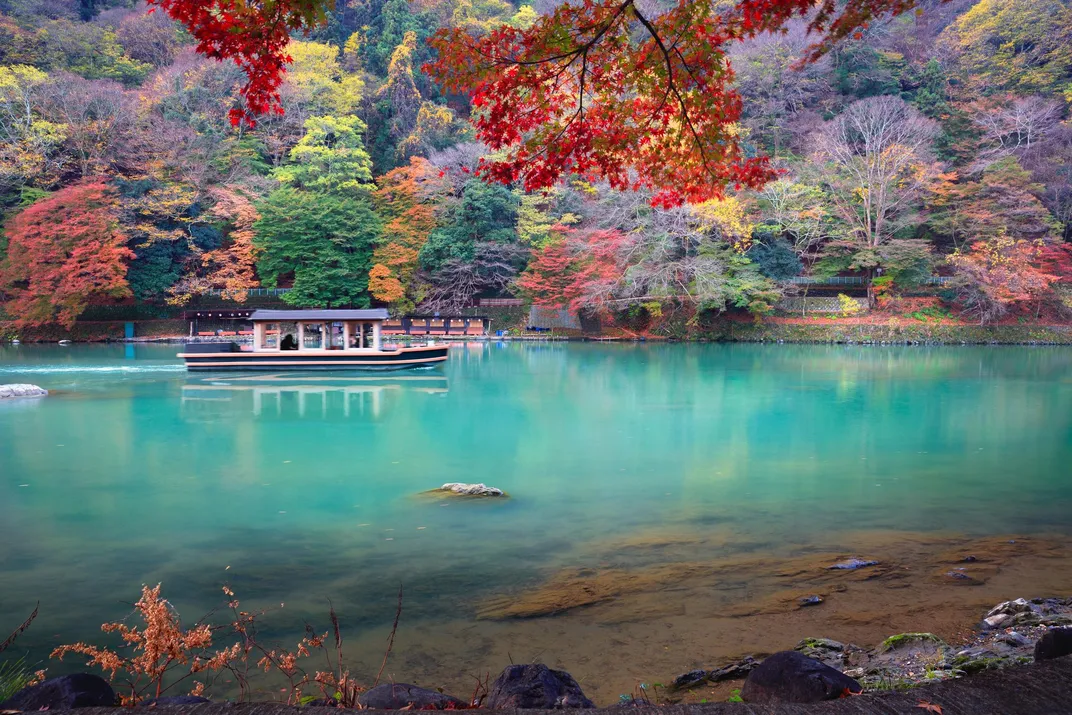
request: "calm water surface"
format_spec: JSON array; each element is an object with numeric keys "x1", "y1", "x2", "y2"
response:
[{"x1": 1, "y1": 342, "x2": 1071, "y2": 687}]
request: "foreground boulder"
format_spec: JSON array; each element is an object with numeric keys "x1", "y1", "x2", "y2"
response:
[
  {"x1": 0, "y1": 674, "x2": 115, "y2": 710},
  {"x1": 358, "y1": 683, "x2": 466, "y2": 709},
  {"x1": 440, "y1": 482, "x2": 506, "y2": 497},
  {"x1": 1035, "y1": 627, "x2": 1072, "y2": 661},
  {"x1": 741, "y1": 651, "x2": 861, "y2": 704},
  {"x1": 486, "y1": 664, "x2": 594, "y2": 709},
  {"x1": 0, "y1": 384, "x2": 47, "y2": 400}
]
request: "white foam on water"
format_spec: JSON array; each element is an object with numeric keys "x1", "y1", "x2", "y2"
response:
[{"x1": 0, "y1": 364, "x2": 186, "y2": 375}]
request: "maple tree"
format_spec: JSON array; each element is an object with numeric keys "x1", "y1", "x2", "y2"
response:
[
  {"x1": 948, "y1": 236, "x2": 1059, "y2": 323},
  {"x1": 1, "y1": 180, "x2": 134, "y2": 327},
  {"x1": 148, "y1": 0, "x2": 934, "y2": 201},
  {"x1": 368, "y1": 156, "x2": 448, "y2": 312},
  {"x1": 168, "y1": 186, "x2": 263, "y2": 304}
]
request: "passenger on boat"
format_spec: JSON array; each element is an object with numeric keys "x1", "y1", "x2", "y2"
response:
[{"x1": 280, "y1": 333, "x2": 297, "y2": 350}]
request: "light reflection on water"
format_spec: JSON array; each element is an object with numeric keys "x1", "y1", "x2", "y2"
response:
[{"x1": 1, "y1": 342, "x2": 1070, "y2": 698}]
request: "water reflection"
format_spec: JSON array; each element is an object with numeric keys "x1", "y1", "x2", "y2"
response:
[{"x1": 180, "y1": 373, "x2": 449, "y2": 420}]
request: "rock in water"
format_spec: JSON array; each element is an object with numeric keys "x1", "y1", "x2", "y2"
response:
[
  {"x1": 741, "y1": 651, "x2": 861, "y2": 704},
  {"x1": 0, "y1": 674, "x2": 116, "y2": 710},
  {"x1": 709, "y1": 656, "x2": 760, "y2": 682},
  {"x1": 670, "y1": 669, "x2": 708, "y2": 690},
  {"x1": 0, "y1": 384, "x2": 48, "y2": 400},
  {"x1": 827, "y1": 558, "x2": 878, "y2": 570},
  {"x1": 440, "y1": 482, "x2": 506, "y2": 496},
  {"x1": 1035, "y1": 627, "x2": 1072, "y2": 661},
  {"x1": 486, "y1": 664, "x2": 595, "y2": 709},
  {"x1": 358, "y1": 683, "x2": 466, "y2": 710}
]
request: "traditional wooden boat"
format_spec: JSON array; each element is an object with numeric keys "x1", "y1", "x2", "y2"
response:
[{"x1": 178, "y1": 309, "x2": 449, "y2": 372}]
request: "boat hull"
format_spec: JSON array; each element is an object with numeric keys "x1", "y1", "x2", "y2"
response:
[{"x1": 178, "y1": 345, "x2": 449, "y2": 372}]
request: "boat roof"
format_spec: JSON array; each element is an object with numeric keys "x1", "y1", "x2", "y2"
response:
[{"x1": 249, "y1": 309, "x2": 390, "y2": 322}]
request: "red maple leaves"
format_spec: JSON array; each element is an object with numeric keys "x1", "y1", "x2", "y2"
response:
[
  {"x1": 1, "y1": 180, "x2": 134, "y2": 327},
  {"x1": 157, "y1": 0, "x2": 932, "y2": 195}
]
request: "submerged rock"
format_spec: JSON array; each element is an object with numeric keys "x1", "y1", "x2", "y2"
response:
[
  {"x1": 827, "y1": 558, "x2": 878, "y2": 570},
  {"x1": 439, "y1": 482, "x2": 506, "y2": 497},
  {"x1": 358, "y1": 683, "x2": 466, "y2": 710},
  {"x1": 708, "y1": 656, "x2": 760, "y2": 683},
  {"x1": 945, "y1": 569, "x2": 973, "y2": 581},
  {"x1": 0, "y1": 674, "x2": 115, "y2": 710},
  {"x1": 486, "y1": 664, "x2": 594, "y2": 709},
  {"x1": 670, "y1": 669, "x2": 708, "y2": 690},
  {"x1": 1035, "y1": 627, "x2": 1072, "y2": 662},
  {"x1": 0, "y1": 383, "x2": 47, "y2": 400},
  {"x1": 741, "y1": 651, "x2": 861, "y2": 704}
]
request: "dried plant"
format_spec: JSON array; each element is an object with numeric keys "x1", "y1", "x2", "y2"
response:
[{"x1": 51, "y1": 583, "x2": 371, "y2": 707}]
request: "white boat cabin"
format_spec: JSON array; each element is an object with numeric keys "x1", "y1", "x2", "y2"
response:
[{"x1": 249, "y1": 309, "x2": 392, "y2": 353}]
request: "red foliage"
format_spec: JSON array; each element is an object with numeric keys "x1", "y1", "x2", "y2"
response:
[
  {"x1": 158, "y1": 0, "x2": 928, "y2": 193},
  {"x1": 145, "y1": 0, "x2": 322, "y2": 126},
  {"x1": 1, "y1": 180, "x2": 133, "y2": 328},
  {"x1": 515, "y1": 228, "x2": 628, "y2": 315},
  {"x1": 426, "y1": 0, "x2": 930, "y2": 206},
  {"x1": 1037, "y1": 243, "x2": 1072, "y2": 284},
  {"x1": 948, "y1": 237, "x2": 1059, "y2": 322}
]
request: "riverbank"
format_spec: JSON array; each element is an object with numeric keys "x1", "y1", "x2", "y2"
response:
[
  {"x1": 23, "y1": 653, "x2": 1072, "y2": 712},
  {"x1": 3, "y1": 597, "x2": 1070, "y2": 711},
  {"x1": 3, "y1": 320, "x2": 1072, "y2": 344}
]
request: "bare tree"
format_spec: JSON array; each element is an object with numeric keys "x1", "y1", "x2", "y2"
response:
[
  {"x1": 38, "y1": 73, "x2": 137, "y2": 178},
  {"x1": 813, "y1": 95, "x2": 940, "y2": 302},
  {"x1": 420, "y1": 242, "x2": 527, "y2": 313},
  {"x1": 972, "y1": 95, "x2": 1062, "y2": 169},
  {"x1": 729, "y1": 22, "x2": 831, "y2": 157}
]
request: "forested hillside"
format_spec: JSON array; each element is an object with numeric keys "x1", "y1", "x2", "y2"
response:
[{"x1": 1, "y1": 0, "x2": 1070, "y2": 328}]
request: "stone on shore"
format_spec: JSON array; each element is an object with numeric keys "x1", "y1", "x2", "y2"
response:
[
  {"x1": 740, "y1": 651, "x2": 862, "y2": 703},
  {"x1": 1035, "y1": 627, "x2": 1072, "y2": 662},
  {"x1": 439, "y1": 482, "x2": 506, "y2": 497},
  {"x1": 358, "y1": 683, "x2": 466, "y2": 710},
  {"x1": 0, "y1": 674, "x2": 116, "y2": 710},
  {"x1": 0, "y1": 384, "x2": 47, "y2": 400},
  {"x1": 486, "y1": 664, "x2": 594, "y2": 709}
]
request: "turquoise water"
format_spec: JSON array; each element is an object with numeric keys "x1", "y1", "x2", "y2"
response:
[{"x1": 1, "y1": 342, "x2": 1071, "y2": 690}]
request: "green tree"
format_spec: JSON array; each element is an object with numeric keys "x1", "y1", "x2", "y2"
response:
[
  {"x1": 940, "y1": 0, "x2": 1072, "y2": 98},
  {"x1": 420, "y1": 178, "x2": 520, "y2": 273},
  {"x1": 254, "y1": 187, "x2": 382, "y2": 307},
  {"x1": 274, "y1": 115, "x2": 375, "y2": 193},
  {"x1": 41, "y1": 20, "x2": 152, "y2": 87}
]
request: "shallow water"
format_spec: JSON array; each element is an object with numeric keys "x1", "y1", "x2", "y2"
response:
[{"x1": 1, "y1": 342, "x2": 1071, "y2": 701}]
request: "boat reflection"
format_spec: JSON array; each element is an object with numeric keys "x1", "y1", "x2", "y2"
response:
[{"x1": 180, "y1": 372, "x2": 449, "y2": 420}]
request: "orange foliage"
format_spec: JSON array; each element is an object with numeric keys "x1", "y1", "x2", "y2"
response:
[
  {"x1": 168, "y1": 187, "x2": 262, "y2": 304},
  {"x1": 52, "y1": 584, "x2": 239, "y2": 704},
  {"x1": 52, "y1": 583, "x2": 364, "y2": 706},
  {"x1": 370, "y1": 157, "x2": 449, "y2": 310},
  {"x1": 1, "y1": 180, "x2": 133, "y2": 328},
  {"x1": 949, "y1": 236, "x2": 1059, "y2": 322}
]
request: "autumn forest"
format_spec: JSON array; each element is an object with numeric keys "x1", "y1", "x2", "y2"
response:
[{"x1": 1, "y1": 0, "x2": 1071, "y2": 330}]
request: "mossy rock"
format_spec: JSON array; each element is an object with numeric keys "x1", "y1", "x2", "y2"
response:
[
  {"x1": 795, "y1": 637, "x2": 844, "y2": 652},
  {"x1": 879, "y1": 633, "x2": 946, "y2": 653}
]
